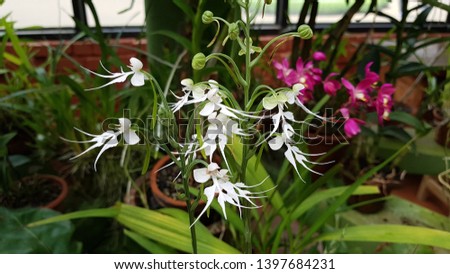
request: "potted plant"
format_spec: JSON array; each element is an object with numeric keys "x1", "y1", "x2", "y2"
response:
[
  {"x1": 0, "y1": 133, "x2": 69, "y2": 209},
  {"x1": 149, "y1": 155, "x2": 208, "y2": 209}
]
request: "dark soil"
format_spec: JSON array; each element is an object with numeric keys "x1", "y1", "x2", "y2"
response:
[
  {"x1": 136, "y1": 164, "x2": 198, "y2": 209},
  {"x1": 0, "y1": 176, "x2": 61, "y2": 208},
  {"x1": 156, "y1": 164, "x2": 185, "y2": 200}
]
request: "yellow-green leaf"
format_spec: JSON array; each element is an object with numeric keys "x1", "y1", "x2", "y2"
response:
[{"x1": 316, "y1": 225, "x2": 450, "y2": 250}]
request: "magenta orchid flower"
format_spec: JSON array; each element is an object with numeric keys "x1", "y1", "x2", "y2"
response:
[
  {"x1": 323, "y1": 73, "x2": 341, "y2": 96},
  {"x1": 340, "y1": 108, "x2": 365, "y2": 138},
  {"x1": 364, "y1": 62, "x2": 379, "y2": 85},
  {"x1": 273, "y1": 58, "x2": 295, "y2": 86},
  {"x1": 376, "y1": 83, "x2": 395, "y2": 124},
  {"x1": 341, "y1": 78, "x2": 372, "y2": 105},
  {"x1": 288, "y1": 58, "x2": 322, "y2": 90}
]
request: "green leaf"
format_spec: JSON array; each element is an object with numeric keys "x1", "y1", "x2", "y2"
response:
[
  {"x1": 117, "y1": 204, "x2": 239, "y2": 254},
  {"x1": 124, "y1": 229, "x2": 175, "y2": 254},
  {"x1": 388, "y1": 111, "x2": 426, "y2": 133},
  {"x1": 380, "y1": 126, "x2": 412, "y2": 143},
  {"x1": 150, "y1": 30, "x2": 193, "y2": 53},
  {"x1": 412, "y1": 6, "x2": 432, "y2": 26},
  {"x1": 228, "y1": 135, "x2": 287, "y2": 218},
  {"x1": 422, "y1": 0, "x2": 450, "y2": 12},
  {"x1": 394, "y1": 62, "x2": 450, "y2": 77},
  {"x1": 316, "y1": 225, "x2": 450, "y2": 250},
  {"x1": 3, "y1": 52, "x2": 22, "y2": 66},
  {"x1": 141, "y1": 143, "x2": 152, "y2": 175},
  {"x1": 299, "y1": 138, "x2": 416, "y2": 246},
  {"x1": 0, "y1": 207, "x2": 81, "y2": 254},
  {"x1": 172, "y1": 0, "x2": 195, "y2": 20},
  {"x1": 8, "y1": 155, "x2": 31, "y2": 167},
  {"x1": 28, "y1": 207, "x2": 120, "y2": 227},
  {"x1": 291, "y1": 185, "x2": 380, "y2": 220},
  {"x1": 0, "y1": 132, "x2": 16, "y2": 147},
  {"x1": 2, "y1": 19, "x2": 33, "y2": 71},
  {"x1": 29, "y1": 203, "x2": 239, "y2": 254},
  {"x1": 57, "y1": 75, "x2": 97, "y2": 110}
]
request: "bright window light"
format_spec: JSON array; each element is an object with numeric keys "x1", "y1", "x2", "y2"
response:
[
  {"x1": 1, "y1": 0, "x2": 74, "y2": 28},
  {"x1": 86, "y1": 0, "x2": 145, "y2": 27}
]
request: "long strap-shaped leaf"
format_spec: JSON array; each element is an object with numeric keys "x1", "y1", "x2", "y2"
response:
[
  {"x1": 29, "y1": 203, "x2": 239, "y2": 254},
  {"x1": 315, "y1": 225, "x2": 450, "y2": 250},
  {"x1": 291, "y1": 185, "x2": 380, "y2": 220},
  {"x1": 299, "y1": 138, "x2": 417, "y2": 247}
]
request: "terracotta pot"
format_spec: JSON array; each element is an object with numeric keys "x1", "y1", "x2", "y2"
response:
[
  {"x1": 150, "y1": 155, "x2": 206, "y2": 209},
  {"x1": 40, "y1": 175, "x2": 69, "y2": 209},
  {"x1": 3, "y1": 174, "x2": 69, "y2": 210}
]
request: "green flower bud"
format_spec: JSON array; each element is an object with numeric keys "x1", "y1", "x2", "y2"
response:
[
  {"x1": 202, "y1": 10, "x2": 214, "y2": 24},
  {"x1": 297, "y1": 24, "x2": 313, "y2": 40},
  {"x1": 192, "y1": 52, "x2": 206, "y2": 70},
  {"x1": 265, "y1": 0, "x2": 273, "y2": 4},
  {"x1": 228, "y1": 22, "x2": 239, "y2": 40}
]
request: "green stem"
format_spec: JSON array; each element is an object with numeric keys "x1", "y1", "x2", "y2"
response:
[
  {"x1": 192, "y1": 0, "x2": 207, "y2": 83},
  {"x1": 241, "y1": 1, "x2": 252, "y2": 254},
  {"x1": 179, "y1": 153, "x2": 198, "y2": 254},
  {"x1": 207, "y1": 53, "x2": 247, "y2": 86},
  {"x1": 123, "y1": 146, "x2": 149, "y2": 209},
  {"x1": 388, "y1": 0, "x2": 407, "y2": 83},
  {"x1": 250, "y1": 32, "x2": 301, "y2": 67}
]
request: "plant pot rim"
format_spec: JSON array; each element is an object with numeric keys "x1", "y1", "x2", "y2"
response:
[
  {"x1": 150, "y1": 155, "x2": 205, "y2": 209},
  {"x1": 24, "y1": 174, "x2": 69, "y2": 209}
]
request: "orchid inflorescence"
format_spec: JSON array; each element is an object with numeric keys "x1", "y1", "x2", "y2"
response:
[
  {"x1": 274, "y1": 53, "x2": 395, "y2": 138},
  {"x1": 65, "y1": 4, "x2": 327, "y2": 226}
]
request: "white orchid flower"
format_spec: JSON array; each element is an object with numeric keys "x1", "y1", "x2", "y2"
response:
[
  {"x1": 261, "y1": 84, "x2": 324, "y2": 147},
  {"x1": 268, "y1": 123, "x2": 326, "y2": 181},
  {"x1": 199, "y1": 85, "x2": 223, "y2": 116},
  {"x1": 261, "y1": 92, "x2": 296, "y2": 141},
  {"x1": 176, "y1": 79, "x2": 223, "y2": 116},
  {"x1": 191, "y1": 162, "x2": 267, "y2": 227},
  {"x1": 83, "y1": 57, "x2": 147, "y2": 91},
  {"x1": 171, "y1": 78, "x2": 210, "y2": 112},
  {"x1": 268, "y1": 123, "x2": 295, "y2": 150},
  {"x1": 172, "y1": 79, "x2": 259, "y2": 121},
  {"x1": 62, "y1": 118, "x2": 140, "y2": 171},
  {"x1": 200, "y1": 112, "x2": 249, "y2": 169}
]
